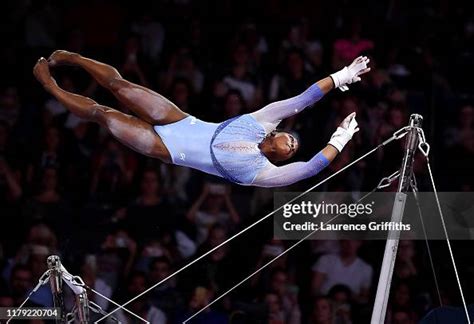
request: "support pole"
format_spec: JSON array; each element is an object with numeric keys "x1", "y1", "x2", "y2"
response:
[
  {"x1": 76, "y1": 293, "x2": 90, "y2": 324},
  {"x1": 47, "y1": 255, "x2": 67, "y2": 324},
  {"x1": 371, "y1": 114, "x2": 423, "y2": 323}
]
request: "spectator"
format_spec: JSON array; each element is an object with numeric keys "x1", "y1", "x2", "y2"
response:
[
  {"x1": 120, "y1": 34, "x2": 150, "y2": 87},
  {"x1": 169, "y1": 78, "x2": 195, "y2": 113},
  {"x1": 264, "y1": 291, "x2": 286, "y2": 324},
  {"x1": 135, "y1": 238, "x2": 173, "y2": 270},
  {"x1": 27, "y1": 244, "x2": 53, "y2": 307},
  {"x1": 251, "y1": 239, "x2": 288, "y2": 288},
  {"x1": 395, "y1": 240, "x2": 418, "y2": 281},
  {"x1": 115, "y1": 271, "x2": 167, "y2": 324},
  {"x1": 279, "y1": 20, "x2": 321, "y2": 65},
  {"x1": 24, "y1": 1, "x2": 59, "y2": 48},
  {"x1": 3, "y1": 223, "x2": 59, "y2": 282},
  {"x1": 268, "y1": 268, "x2": 302, "y2": 324},
  {"x1": 332, "y1": 18, "x2": 374, "y2": 69},
  {"x1": 268, "y1": 49, "x2": 314, "y2": 131},
  {"x1": 97, "y1": 227, "x2": 137, "y2": 291},
  {"x1": 148, "y1": 256, "x2": 183, "y2": 318},
  {"x1": 73, "y1": 255, "x2": 113, "y2": 311},
  {"x1": 312, "y1": 240, "x2": 372, "y2": 304},
  {"x1": 135, "y1": 226, "x2": 196, "y2": 267},
  {"x1": 187, "y1": 182, "x2": 240, "y2": 244},
  {"x1": 90, "y1": 137, "x2": 137, "y2": 207},
  {"x1": 391, "y1": 309, "x2": 415, "y2": 324},
  {"x1": 159, "y1": 161, "x2": 191, "y2": 204},
  {"x1": 222, "y1": 89, "x2": 246, "y2": 119},
  {"x1": 328, "y1": 284, "x2": 353, "y2": 324},
  {"x1": 308, "y1": 296, "x2": 334, "y2": 324},
  {"x1": 26, "y1": 126, "x2": 65, "y2": 186},
  {"x1": 29, "y1": 167, "x2": 67, "y2": 221},
  {"x1": 131, "y1": 13, "x2": 165, "y2": 64},
  {"x1": 223, "y1": 43, "x2": 261, "y2": 107},
  {"x1": 62, "y1": 113, "x2": 95, "y2": 200},
  {"x1": 124, "y1": 167, "x2": 175, "y2": 239},
  {"x1": 234, "y1": 22, "x2": 268, "y2": 67},
  {"x1": 4, "y1": 247, "x2": 52, "y2": 308},
  {"x1": 26, "y1": 223, "x2": 59, "y2": 253},
  {"x1": 161, "y1": 46, "x2": 205, "y2": 94},
  {"x1": 306, "y1": 41, "x2": 325, "y2": 74},
  {"x1": 175, "y1": 286, "x2": 228, "y2": 324},
  {"x1": 388, "y1": 282, "x2": 417, "y2": 322},
  {"x1": 8, "y1": 265, "x2": 34, "y2": 306},
  {"x1": 2, "y1": 224, "x2": 58, "y2": 307},
  {"x1": 372, "y1": 105, "x2": 408, "y2": 172},
  {"x1": 192, "y1": 225, "x2": 235, "y2": 291},
  {"x1": 269, "y1": 49, "x2": 314, "y2": 103},
  {"x1": 21, "y1": 169, "x2": 71, "y2": 244}
]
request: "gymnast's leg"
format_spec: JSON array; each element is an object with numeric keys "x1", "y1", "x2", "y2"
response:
[
  {"x1": 33, "y1": 58, "x2": 172, "y2": 162},
  {"x1": 47, "y1": 50, "x2": 188, "y2": 125}
]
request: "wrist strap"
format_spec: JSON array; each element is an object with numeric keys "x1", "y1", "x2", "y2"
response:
[
  {"x1": 328, "y1": 127, "x2": 352, "y2": 152},
  {"x1": 330, "y1": 67, "x2": 349, "y2": 89}
]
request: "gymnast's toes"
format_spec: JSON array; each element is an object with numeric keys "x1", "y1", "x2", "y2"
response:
[
  {"x1": 33, "y1": 58, "x2": 54, "y2": 87},
  {"x1": 48, "y1": 49, "x2": 78, "y2": 67}
]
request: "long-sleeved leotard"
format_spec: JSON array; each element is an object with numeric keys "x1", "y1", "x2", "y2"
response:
[
  {"x1": 250, "y1": 83, "x2": 324, "y2": 132},
  {"x1": 249, "y1": 83, "x2": 330, "y2": 187},
  {"x1": 252, "y1": 151, "x2": 330, "y2": 187},
  {"x1": 154, "y1": 83, "x2": 331, "y2": 187}
]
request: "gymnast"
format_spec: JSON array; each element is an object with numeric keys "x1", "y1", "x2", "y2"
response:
[{"x1": 33, "y1": 51, "x2": 370, "y2": 187}]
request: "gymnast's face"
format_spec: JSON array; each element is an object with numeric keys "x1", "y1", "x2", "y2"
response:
[{"x1": 266, "y1": 131, "x2": 299, "y2": 162}]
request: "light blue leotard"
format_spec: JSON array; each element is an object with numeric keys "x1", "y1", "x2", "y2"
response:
[
  {"x1": 153, "y1": 116, "x2": 220, "y2": 177},
  {"x1": 210, "y1": 114, "x2": 270, "y2": 184},
  {"x1": 154, "y1": 83, "x2": 330, "y2": 187},
  {"x1": 154, "y1": 114, "x2": 269, "y2": 184}
]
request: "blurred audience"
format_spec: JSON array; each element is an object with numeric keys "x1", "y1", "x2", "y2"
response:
[
  {"x1": 187, "y1": 183, "x2": 240, "y2": 244},
  {"x1": 312, "y1": 240, "x2": 373, "y2": 304},
  {"x1": 115, "y1": 271, "x2": 167, "y2": 324},
  {"x1": 0, "y1": 1, "x2": 472, "y2": 322}
]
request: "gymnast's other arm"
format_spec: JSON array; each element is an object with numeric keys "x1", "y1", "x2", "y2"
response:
[
  {"x1": 250, "y1": 56, "x2": 369, "y2": 187},
  {"x1": 252, "y1": 112, "x2": 359, "y2": 187},
  {"x1": 250, "y1": 56, "x2": 370, "y2": 129}
]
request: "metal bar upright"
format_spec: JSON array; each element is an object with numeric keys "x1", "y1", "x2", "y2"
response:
[{"x1": 371, "y1": 114, "x2": 423, "y2": 323}]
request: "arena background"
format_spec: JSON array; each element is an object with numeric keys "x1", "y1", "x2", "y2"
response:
[{"x1": 0, "y1": 0, "x2": 473, "y2": 323}]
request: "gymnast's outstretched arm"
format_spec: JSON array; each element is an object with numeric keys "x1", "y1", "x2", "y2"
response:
[
  {"x1": 252, "y1": 112, "x2": 359, "y2": 187},
  {"x1": 251, "y1": 56, "x2": 370, "y2": 129},
  {"x1": 250, "y1": 78, "x2": 333, "y2": 128},
  {"x1": 252, "y1": 146, "x2": 336, "y2": 187}
]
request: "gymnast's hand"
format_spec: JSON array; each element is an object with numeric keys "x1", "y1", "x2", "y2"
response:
[
  {"x1": 330, "y1": 56, "x2": 371, "y2": 91},
  {"x1": 328, "y1": 112, "x2": 360, "y2": 152}
]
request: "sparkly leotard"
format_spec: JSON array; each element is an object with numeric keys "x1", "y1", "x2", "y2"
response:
[
  {"x1": 210, "y1": 114, "x2": 269, "y2": 184},
  {"x1": 153, "y1": 114, "x2": 268, "y2": 184},
  {"x1": 154, "y1": 83, "x2": 330, "y2": 187}
]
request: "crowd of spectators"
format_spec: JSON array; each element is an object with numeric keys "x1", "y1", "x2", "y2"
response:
[{"x1": 0, "y1": 0, "x2": 473, "y2": 323}]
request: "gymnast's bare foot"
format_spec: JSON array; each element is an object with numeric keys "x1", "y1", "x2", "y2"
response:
[
  {"x1": 48, "y1": 50, "x2": 79, "y2": 67},
  {"x1": 33, "y1": 58, "x2": 57, "y2": 91}
]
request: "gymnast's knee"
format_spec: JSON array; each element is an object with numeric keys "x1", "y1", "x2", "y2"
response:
[
  {"x1": 90, "y1": 104, "x2": 110, "y2": 123},
  {"x1": 108, "y1": 76, "x2": 128, "y2": 92}
]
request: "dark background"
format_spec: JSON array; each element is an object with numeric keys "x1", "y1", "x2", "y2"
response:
[{"x1": 0, "y1": 0, "x2": 473, "y2": 323}]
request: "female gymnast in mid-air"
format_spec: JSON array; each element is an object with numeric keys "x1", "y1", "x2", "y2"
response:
[{"x1": 33, "y1": 51, "x2": 370, "y2": 187}]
